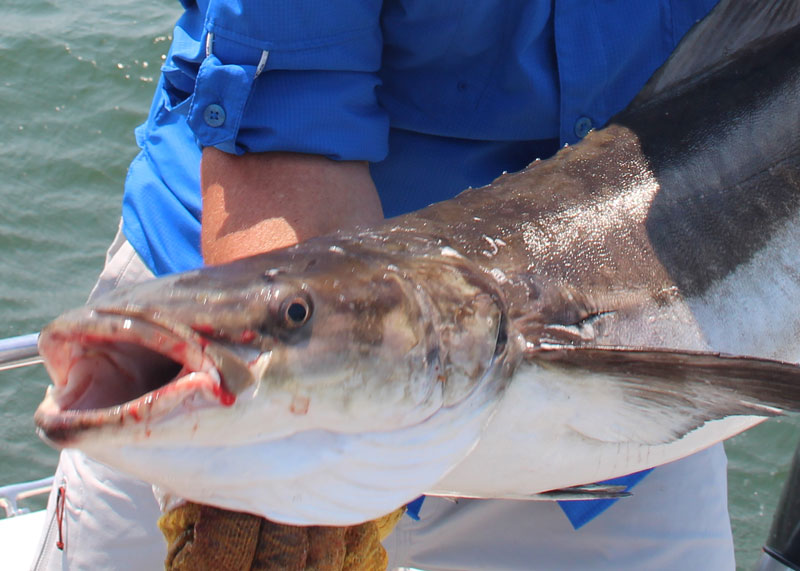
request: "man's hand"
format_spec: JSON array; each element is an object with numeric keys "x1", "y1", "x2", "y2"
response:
[{"x1": 201, "y1": 148, "x2": 384, "y2": 265}]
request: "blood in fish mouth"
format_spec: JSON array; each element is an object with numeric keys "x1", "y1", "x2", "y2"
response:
[
  {"x1": 58, "y1": 340, "x2": 185, "y2": 411},
  {"x1": 34, "y1": 314, "x2": 233, "y2": 444}
]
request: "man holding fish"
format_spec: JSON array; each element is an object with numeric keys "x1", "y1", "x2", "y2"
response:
[{"x1": 36, "y1": 0, "x2": 782, "y2": 569}]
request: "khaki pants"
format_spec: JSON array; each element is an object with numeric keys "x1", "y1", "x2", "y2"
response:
[{"x1": 32, "y1": 226, "x2": 164, "y2": 571}]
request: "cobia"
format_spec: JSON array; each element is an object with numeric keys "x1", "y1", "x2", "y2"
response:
[{"x1": 35, "y1": 0, "x2": 800, "y2": 525}]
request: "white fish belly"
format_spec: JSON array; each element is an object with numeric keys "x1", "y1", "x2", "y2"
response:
[
  {"x1": 689, "y1": 215, "x2": 800, "y2": 363},
  {"x1": 78, "y1": 379, "x2": 498, "y2": 526},
  {"x1": 430, "y1": 365, "x2": 765, "y2": 498}
]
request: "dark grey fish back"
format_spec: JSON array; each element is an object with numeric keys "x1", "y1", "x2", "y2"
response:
[
  {"x1": 629, "y1": 0, "x2": 800, "y2": 110},
  {"x1": 617, "y1": 28, "x2": 800, "y2": 296},
  {"x1": 380, "y1": 0, "x2": 800, "y2": 322}
]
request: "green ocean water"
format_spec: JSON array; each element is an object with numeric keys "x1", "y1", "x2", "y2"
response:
[
  {"x1": 0, "y1": 1, "x2": 797, "y2": 569},
  {"x1": 0, "y1": 0, "x2": 180, "y2": 524}
]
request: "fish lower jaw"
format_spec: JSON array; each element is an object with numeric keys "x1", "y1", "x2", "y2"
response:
[
  {"x1": 34, "y1": 312, "x2": 239, "y2": 446},
  {"x1": 74, "y1": 384, "x2": 503, "y2": 526},
  {"x1": 34, "y1": 370, "x2": 228, "y2": 447}
]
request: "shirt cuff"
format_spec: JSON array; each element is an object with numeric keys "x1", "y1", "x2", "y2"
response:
[
  {"x1": 186, "y1": 55, "x2": 389, "y2": 160},
  {"x1": 161, "y1": 0, "x2": 388, "y2": 161}
]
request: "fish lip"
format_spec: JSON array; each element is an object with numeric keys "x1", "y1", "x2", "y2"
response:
[{"x1": 34, "y1": 309, "x2": 233, "y2": 446}]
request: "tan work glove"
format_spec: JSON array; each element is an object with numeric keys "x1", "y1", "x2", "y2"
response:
[{"x1": 159, "y1": 502, "x2": 405, "y2": 570}]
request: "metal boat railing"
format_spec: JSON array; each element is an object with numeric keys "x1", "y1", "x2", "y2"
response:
[
  {"x1": 0, "y1": 478, "x2": 54, "y2": 518},
  {"x1": 0, "y1": 333, "x2": 41, "y2": 372},
  {"x1": 0, "y1": 333, "x2": 52, "y2": 518}
]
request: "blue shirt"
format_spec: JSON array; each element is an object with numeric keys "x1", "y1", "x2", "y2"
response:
[
  {"x1": 121, "y1": 0, "x2": 719, "y2": 528},
  {"x1": 123, "y1": 0, "x2": 718, "y2": 276}
]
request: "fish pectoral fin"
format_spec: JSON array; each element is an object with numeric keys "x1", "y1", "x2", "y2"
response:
[
  {"x1": 509, "y1": 278, "x2": 650, "y2": 348},
  {"x1": 526, "y1": 347, "x2": 800, "y2": 445},
  {"x1": 535, "y1": 483, "x2": 631, "y2": 501},
  {"x1": 427, "y1": 484, "x2": 631, "y2": 502}
]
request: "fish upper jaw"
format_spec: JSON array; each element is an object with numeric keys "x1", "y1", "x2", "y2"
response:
[{"x1": 34, "y1": 309, "x2": 240, "y2": 447}]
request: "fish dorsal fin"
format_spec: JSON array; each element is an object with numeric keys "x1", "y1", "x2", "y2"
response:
[
  {"x1": 627, "y1": 0, "x2": 800, "y2": 111},
  {"x1": 526, "y1": 347, "x2": 800, "y2": 445}
]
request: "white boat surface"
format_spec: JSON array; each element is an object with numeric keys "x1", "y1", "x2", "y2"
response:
[
  {"x1": 0, "y1": 476, "x2": 53, "y2": 571},
  {"x1": 0, "y1": 335, "x2": 51, "y2": 570},
  {"x1": 0, "y1": 510, "x2": 47, "y2": 570}
]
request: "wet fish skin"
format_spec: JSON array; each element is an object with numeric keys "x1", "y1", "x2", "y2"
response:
[
  {"x1": 34, "y1": 0, "x2": 800, "y2": 524},
  {"x1": 433, "y1": 15, "x2": 800, "y2": 497},
  {"x1": 35, "y1": 233, "x2": 518, "y2": 523},
  {"x1": 81, "y1": 236, "x2": 511, "y2": 435}
]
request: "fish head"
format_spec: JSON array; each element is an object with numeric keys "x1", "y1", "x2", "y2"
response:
[{"x1": 33, "y1": 236, "x2": 511, "y2": 522}]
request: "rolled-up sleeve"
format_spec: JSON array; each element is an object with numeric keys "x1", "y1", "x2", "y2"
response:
[{"x1": 163, "y1": 0, "x2": 388, "y2": 160}]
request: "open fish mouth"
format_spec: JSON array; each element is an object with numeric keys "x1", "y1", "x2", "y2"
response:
[{"x1": 34, "y1": 310, "x2": 233, "y2": 445}]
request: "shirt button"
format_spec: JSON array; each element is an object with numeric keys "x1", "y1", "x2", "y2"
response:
[
  {"x1": 204, "y1": 104, "x2": 226, "y2": 127},
  {"x1": 574, "y1": 116, "x2": 594, "y2": 139}
]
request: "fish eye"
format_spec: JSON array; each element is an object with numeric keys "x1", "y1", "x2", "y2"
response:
[{"x1": 281, "y1": 295, "x2": 312, "y2": 328}]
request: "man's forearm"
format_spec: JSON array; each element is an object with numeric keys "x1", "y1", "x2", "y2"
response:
[{"x1": 201, "y1": 148, "x2": 384, "y2": 266}]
